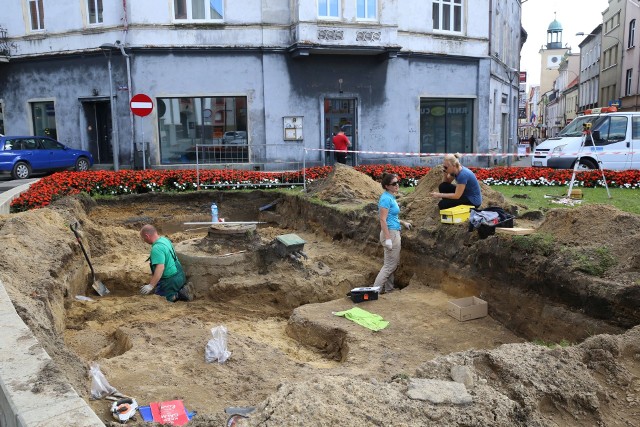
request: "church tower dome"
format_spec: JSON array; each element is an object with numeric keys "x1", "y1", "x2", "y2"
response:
[{"x1": 547, "y1": 13, "x2": 563, "y2": 49}]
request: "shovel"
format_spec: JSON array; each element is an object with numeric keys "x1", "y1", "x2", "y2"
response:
[{"x1": 70, "y1": 222, "x2": 110, "y2": 296}]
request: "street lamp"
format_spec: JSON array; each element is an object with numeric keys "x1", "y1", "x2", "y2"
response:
[{"x1": 100, "y1": 43, "x2": 120, "y2": 171}]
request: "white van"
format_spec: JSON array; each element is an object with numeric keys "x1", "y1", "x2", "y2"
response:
[{"x1": 532, "y1": 107, "x2": 640, "y2": 170}]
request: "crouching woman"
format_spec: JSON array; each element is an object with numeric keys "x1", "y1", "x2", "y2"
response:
[{"x1": 430, "y1": 153, "x2": 482, "y2": 209}]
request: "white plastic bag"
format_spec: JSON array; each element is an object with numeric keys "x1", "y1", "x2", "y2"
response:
[
  {"x1": 205, "y1": 325, "x2": 231, "y2": 364},
  {"x1": 89, "y1": 362, "x2": 117, "y2": 399}
]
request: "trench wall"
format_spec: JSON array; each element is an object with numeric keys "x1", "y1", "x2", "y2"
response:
[{"x1": 274, "y1": 194, "x2": 638, "y2": 343}]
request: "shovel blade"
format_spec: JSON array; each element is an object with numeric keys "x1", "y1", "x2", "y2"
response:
[{"x1": 92, "y1": 280, "x2": 110, "y2": 296}]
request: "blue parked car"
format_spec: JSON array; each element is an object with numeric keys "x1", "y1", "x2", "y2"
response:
[{"x1": 0, "y1": 136, "x2": 94, "y2": 179}]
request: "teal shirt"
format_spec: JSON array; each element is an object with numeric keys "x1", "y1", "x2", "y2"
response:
[
  {"x1": 150, "y1": 236, "x2": 179, "y2": 278},
  {"x1": 378, "y1": 191, "x2": 401, "y2": 231}
]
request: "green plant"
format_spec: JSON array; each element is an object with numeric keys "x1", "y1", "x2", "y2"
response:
[
  {"x1": 573, "y1": 246, "x2": 617, "y2": 277},
  {"x1": 532, "y1": 338, "x2": 572, "y2": 348},
  {"x1": 512, "y1": 233, "x2": 555, "y2": 256}
]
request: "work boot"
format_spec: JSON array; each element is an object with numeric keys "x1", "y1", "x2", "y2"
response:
[{"x1": 177, "y1": 282, "x2": 195, "y2": 302}]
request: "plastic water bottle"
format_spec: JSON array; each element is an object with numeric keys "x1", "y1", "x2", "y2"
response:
[{"x1": 211, "y1": 203, "x2": 218, "y2": 223}]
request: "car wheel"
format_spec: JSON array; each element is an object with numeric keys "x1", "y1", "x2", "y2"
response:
[
  {"x1": 12, "y1": 161, "x2": 31, "y2": 179},
  {"x1": 576, "y1": 158, "x2": 598, "y2": 170},
  {"x1": 75, "y1": 157, "x2": 90, "y2": 172}
]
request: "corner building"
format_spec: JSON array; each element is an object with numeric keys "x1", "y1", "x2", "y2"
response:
[{"x1": 0, "y1": 0, "x2": 522, "y2": 170}]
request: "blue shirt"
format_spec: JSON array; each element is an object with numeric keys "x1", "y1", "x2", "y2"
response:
[
  {"x1": 455, "y1": 166, "x2": 482, "y2": 207},
  {"x1": 378, "y1": 191, "x2": 401, "y2": 231}
]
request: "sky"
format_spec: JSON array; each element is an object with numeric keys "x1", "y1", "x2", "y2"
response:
[{"x1": 520, "y1": 0, "x2": 610, "y2": 88}]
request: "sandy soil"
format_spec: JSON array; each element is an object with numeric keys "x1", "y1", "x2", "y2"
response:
[{"x1": 0, "y1": 164, "x2": 638, "y2": 426}]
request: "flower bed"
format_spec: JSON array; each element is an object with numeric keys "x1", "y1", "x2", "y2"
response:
[{"x1": 9, "y1": 166, "x2": 640, "y2": 212}]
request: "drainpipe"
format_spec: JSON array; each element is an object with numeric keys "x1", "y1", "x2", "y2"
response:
[
  {"x1": 101, "y1": 45, "x2": 120, "y2": 171},
  {"x1": 116, "y1": 41, "x2": 135, "y2": 167}
]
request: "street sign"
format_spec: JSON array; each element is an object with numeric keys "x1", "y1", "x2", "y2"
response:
[{"x1": 130, "y1": 93, "x2": 153, "y2": 117}]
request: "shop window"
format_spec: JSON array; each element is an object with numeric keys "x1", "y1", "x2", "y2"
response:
[
  {"x1": 420, "y1": 98, "x2": 473, "y2": 154},
  {"x1": 157, "y1": 96, "x2": 248, "y2": 164}
]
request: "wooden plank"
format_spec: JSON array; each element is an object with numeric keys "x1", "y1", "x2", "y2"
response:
[{"x1": 495, "y1": 227, "x2": 535, "y2": 235}]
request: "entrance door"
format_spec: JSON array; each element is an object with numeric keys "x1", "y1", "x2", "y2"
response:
[
  {"x1": 82, "y1": 101, "x2": 113, "y2": 165},
  {"x1": 324, "y1": 98, "x2": 356, "y2": 166}
]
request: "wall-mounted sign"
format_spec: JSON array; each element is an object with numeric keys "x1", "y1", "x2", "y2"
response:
[{"x1": 283, "y1": 116, "x2": 303, "y2": 141}]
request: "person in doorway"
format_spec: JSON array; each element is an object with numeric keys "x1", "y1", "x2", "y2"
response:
[
  {"x1": 430, "y1": 153, "x2": 482, "y2": 209},
  {"x1": 528, "y1": 134, "x2": 537, "y2": 153},
  {"x1": 332, "y1": 126, "x2": 351, "y2": 164},
  {"x1": 139, "y1": 224, "x2": 194, "y2": 302},
  {"x1": 374, "y1": 173, "x2": 412, "y2": 294}
]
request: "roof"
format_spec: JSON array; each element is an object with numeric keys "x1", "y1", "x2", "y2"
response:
[{"x1": 548, "y1": 19, "x2": 562, "y2": 32}]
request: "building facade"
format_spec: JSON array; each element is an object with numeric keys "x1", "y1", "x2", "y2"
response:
[{"x1": 0, "y1": 0, "x2": 523, "y2": 170}]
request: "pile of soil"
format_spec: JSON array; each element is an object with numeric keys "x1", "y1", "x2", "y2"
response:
[{"x1": 306, "y1": 163, "x2": 383, "y2": 205}]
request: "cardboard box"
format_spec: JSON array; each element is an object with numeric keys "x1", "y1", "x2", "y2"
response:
[
  {"x1": 349, "y1": 286, "x2": 380, "y2": 303},
  {"x1": 440, "y1": 205, "x2": 474, "y2": 224},
  {"x1": 447, "y1": 296, "x2": 488, "y2": 321}
]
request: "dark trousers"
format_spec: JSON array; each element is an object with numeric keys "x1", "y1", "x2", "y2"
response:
[
  {"x1": 437, "y1": 182, "x2": 477, "y2": 210},
  {"x1": 335, "y1": 152, "x2": 347, "y2": 164}
]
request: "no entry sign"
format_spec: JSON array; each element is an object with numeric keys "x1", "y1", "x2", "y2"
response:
[{"x1": 130, "y1": 93, "x2": 154, "y2": 117}]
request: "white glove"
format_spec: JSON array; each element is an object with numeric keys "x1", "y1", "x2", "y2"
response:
[
  {"x1": 140, "y1": 284, "x2": 155, "y2": 295},
  {"x1": 402, "y1": 221, "x2": 412, "y2": 230},
  {"x1": 384, "y1": 239, "x2": 393, "y2": 250}
]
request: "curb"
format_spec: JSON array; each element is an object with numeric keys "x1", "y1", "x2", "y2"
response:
[
  {"x1": 0, "y1": 281, "x2": 104, "y2": 426},
  {"x1": 0, "y1": 180, "x2": 38, "y2": 215}
]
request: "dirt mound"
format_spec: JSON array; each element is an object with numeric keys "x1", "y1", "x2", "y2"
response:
[
  {"x1": 402, "y1": 168, "x2": 514, "y2": 226},
  {"x1": 241, "y1": 326, "x2": 640, "y2": 426},
  {"x1": 307, "y1": 163, "x2": 383, "y2": 204},
  {"x1": 538, "y1": 204, "x2": 640, "y2": 246}
]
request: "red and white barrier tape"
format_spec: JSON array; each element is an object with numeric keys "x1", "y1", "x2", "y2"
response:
[{"x1": 304, "y1": 148, "x2": 637, "y2": 157}]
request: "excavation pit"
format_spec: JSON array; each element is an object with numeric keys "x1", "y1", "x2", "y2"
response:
[{"x1": 1, "y1": 165, "x2": 639, "y2": 426}]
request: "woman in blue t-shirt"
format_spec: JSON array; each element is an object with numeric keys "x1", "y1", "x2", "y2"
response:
[
  {"x1": 430, "y1": 153, "x2": 482, "y2": 209},
  {"x1": 373, "y1": 173, "x2": 412, "y2": 294}
]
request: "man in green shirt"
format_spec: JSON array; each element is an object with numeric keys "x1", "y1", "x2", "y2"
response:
[{"x1": 139, "y1": 224, "x2": 194, "y2": 302}]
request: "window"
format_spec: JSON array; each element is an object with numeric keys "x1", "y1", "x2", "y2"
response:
[
  {"x1": 29, "y1": 0, "x2": 44, "y2": 30},
  {"x1": 626, "y1": 69, "x2": 633, "y2": 96},
  {"x1": 632, "y1": 116, "x2": 640, "y2": 139},
  {"x1": 174, "y1": 0, "x2": 223, "y2": 21},
  {"x1": 594, "y1": 116, "x2": 627, "y2": 145},
  {"x1": 31, "y1": 101, "x2": 56, "y2": 139},
  {"x1": 357, "y1": 0, "x2": 376, "y2": 19},
  {"x1": 319, "y1": 0, "x2": 339, "y2": 18},
  {"x1": 87, "y1": 0, "x2": 103, "y2": 24},
  {"x1": 157, "y1": 96, "x2": 248, "y2": 164},
  {"x1": 629, "y1": 19, "x2": 636, "y2": 48},
  {"x1": 420, "y1": 98, "x2": 474, "y2": 154},
  {"x1": 432, "y1": 0, "x2": 462, "y2": 32}
]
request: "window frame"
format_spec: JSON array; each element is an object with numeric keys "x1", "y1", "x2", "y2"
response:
[
  {"x1": 318, "y1": 0, "x2": 340, "y2": 19},
  {"x1": 626, "y1": 69, "x2": 633, "y2": 96},
  {"x1": 432, "y1": 0, "x2": 463, "y2": 34},
  {"x1": 173, "y1": 0, "x2": 224, "y2": 22},
  {"x1": 29, "y1": 0, "x2": 45, "y2": 31},
  {"x1": 356, "y1": 0, "x2": 377, "y2": 20},
  {"x1": 87, "y1": 0, "x2": 104, "y2": 25},
  {"x1": 629, "y1": 19, "x2": 636, "y2": 48}
]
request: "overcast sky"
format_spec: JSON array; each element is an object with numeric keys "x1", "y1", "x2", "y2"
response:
[{"x1": 520, "y1": 0, "x2": 609, "y2": 88}]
